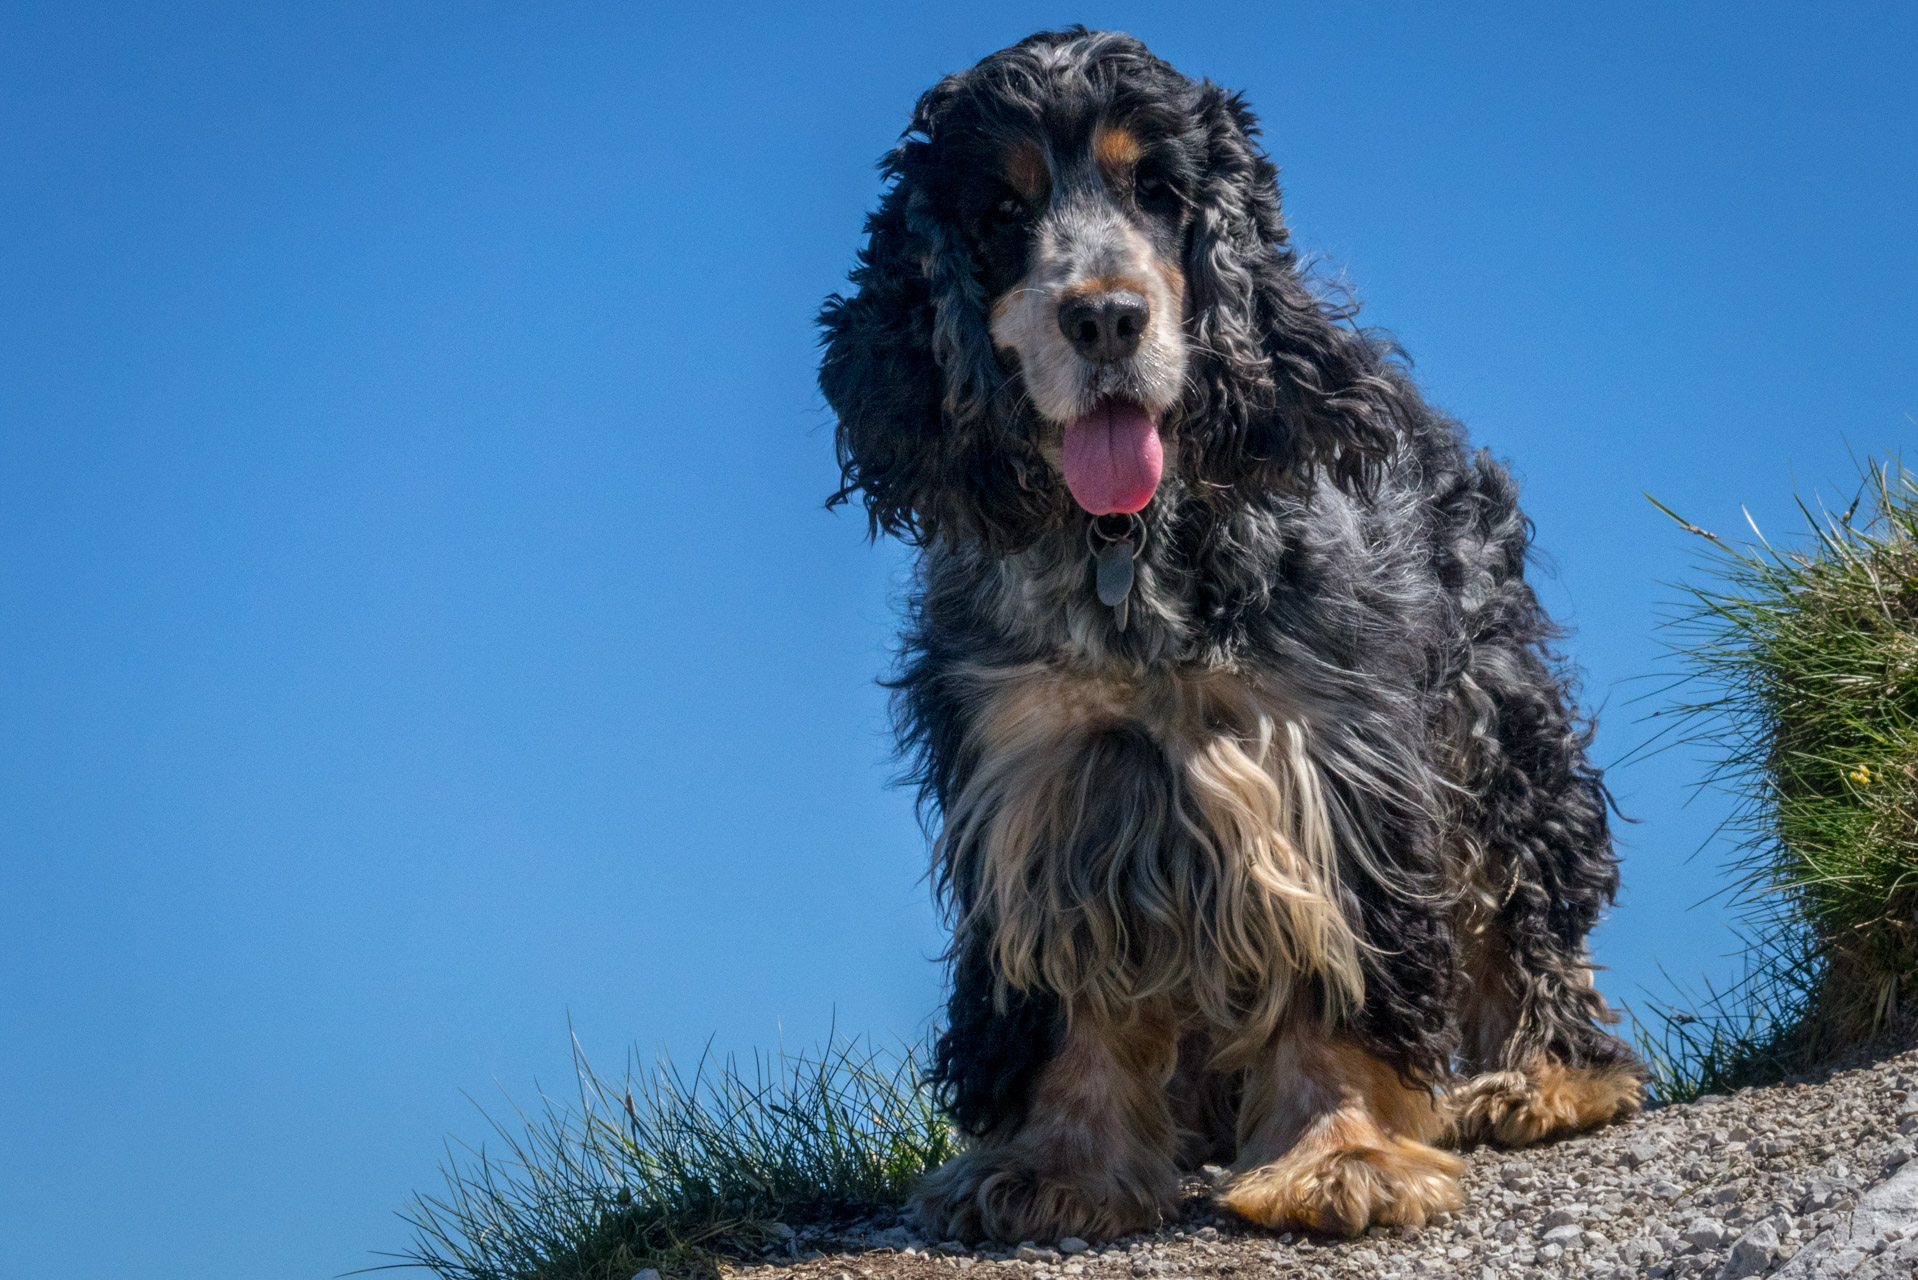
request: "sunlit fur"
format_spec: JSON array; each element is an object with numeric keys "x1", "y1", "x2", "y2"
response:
[
  {"x1": 819, "y1": 28, "x2": 1643, "y2": 1241},
  {"x1": 1450, "y1": 1059, "x2": 1649, "y2": 1148},
  {"x1": 1224, "y1": 1026, "x2": 1466, "y2": 1236},
  {"x1": 941, "y1": 663, "x2": 1360, "y2": 1064}
]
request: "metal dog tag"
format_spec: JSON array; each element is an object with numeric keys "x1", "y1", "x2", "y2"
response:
[
  {"x1": 1087, "y1": 512, "x2": 1144, "y2": 633},
  {"x1": 1095, "y1": 539, "x2": 1135, "y2": 607}
]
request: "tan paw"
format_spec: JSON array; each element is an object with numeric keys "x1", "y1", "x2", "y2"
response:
[
  {"x1": 911, "y1": 1149, "x2": 1171, "y2": 1244},
  {"x1": 1452, "y1": 1061, "x2": 1643, "y2": 1147},
  {"x1": 1221, "y1": 1136, "x2": 1465, "y2": 1237}
]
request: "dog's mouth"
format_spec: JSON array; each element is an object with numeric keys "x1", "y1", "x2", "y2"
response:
[{"x1": 1061, "y1": 397, "x2": 1163, "y2": 515}]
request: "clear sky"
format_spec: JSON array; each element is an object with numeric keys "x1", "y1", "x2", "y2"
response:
[{"x1": 3, "y1": 3, "x2": 1914, "y2": 1277}]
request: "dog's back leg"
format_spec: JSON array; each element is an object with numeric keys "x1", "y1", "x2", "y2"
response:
[
  {"x1": 1445, "y1": 718, "x2": 1645, "y2": 1143},
  {"x1": 1450, "y1": 910, "x2": 1643, "y2": 1146},
  {"x1": 1444, "y1": 545, "x2": 1645, "y2": 1140}
]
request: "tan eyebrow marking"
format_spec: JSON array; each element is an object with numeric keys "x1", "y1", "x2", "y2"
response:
[
  {"x1": 1093, "y1": 124, "x2": 1142, "y2": 175},
  {"x1": 1003, "y1": 140, "x2": 1049, "y2": 202},
  {"x1": 1059, "y1": 273, "x2": 1152, "y2": 301}
]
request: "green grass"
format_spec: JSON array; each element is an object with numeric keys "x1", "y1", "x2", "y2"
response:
[
  {"x1": 373, "y1": 1033, "x2": 956, "y2": 1280},
  {"x1": 1633, "y1": 454, "x2": 1918, "y2": 1100}
]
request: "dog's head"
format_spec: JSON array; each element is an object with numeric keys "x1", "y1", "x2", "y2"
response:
[{"x1": 821, "y1": 28, "x2": 1405, "y2": 551}]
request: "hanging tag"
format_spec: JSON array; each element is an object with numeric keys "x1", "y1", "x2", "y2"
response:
[
  {"x1": 1086, "y1": 511, "x2": 1145, "y2": 634},
  {"x1": 1095, "y1": 539, "x2": 1135, "y2": 607}
]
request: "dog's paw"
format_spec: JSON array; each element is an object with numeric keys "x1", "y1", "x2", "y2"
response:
[
  {"x1": 911, "y1": 1149, "x2": 1170, "y2": 1244},
  {"x1": 1221, "y1": 1136, "x2": 1464, "y2": 1237},
  {"x1": 1451, "y1": 1061, "x2": 1643, "y2": 1147}
]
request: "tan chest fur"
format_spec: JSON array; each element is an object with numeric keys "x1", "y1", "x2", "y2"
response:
[{"x1": 940, "y1": 660, "x2": 1366, "y2": 1062}]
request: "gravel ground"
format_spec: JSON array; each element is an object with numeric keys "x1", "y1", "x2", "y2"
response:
[{"x1": 719, "y1": 1043, "x2": 1918, "y2": 1280}]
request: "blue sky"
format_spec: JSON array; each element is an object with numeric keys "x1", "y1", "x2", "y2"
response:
[{"x1": 3, "y1": 3, "x2": 1914, "y2": 1277}]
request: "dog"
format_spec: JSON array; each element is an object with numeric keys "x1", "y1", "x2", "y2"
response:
[{"x1": 817, "y1": 28, "x2": 1642, "y2": 1242}]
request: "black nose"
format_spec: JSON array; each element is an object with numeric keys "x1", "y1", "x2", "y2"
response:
[{"x1": 1058, "y1": 291, "x2": 1149, "y2": 363}]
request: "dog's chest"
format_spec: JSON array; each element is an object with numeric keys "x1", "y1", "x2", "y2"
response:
[
  {"x1": 944, "y1": 659, "x2": 1363, "y2": 1028},
  {"x1": 952, "y1": 662, "x2": 1325, "y2": 887}
]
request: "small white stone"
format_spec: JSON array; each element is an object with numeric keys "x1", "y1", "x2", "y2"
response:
[
  {"x1": 1621, "y1": 1237, "x2": 1663, "y2": 1264},
  {"x1": 1719, "y1": 1220, "x2": 1778, "y2": 1279}
]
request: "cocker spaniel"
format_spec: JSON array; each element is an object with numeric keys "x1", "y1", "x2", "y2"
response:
[{"x1": 818, "y1": 28, "x2": 1642, "y2": 1243}]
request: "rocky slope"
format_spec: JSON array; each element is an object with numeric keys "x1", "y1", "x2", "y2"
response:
[{"x1": 721, "y1": 1045, "x2": 1918, "y2": 1280}]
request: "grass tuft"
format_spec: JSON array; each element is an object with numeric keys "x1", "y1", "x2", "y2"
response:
[
  {"x1": 371, "y1": 1032, "x2": 956, "y2": 1280},
  {"x1": 1634, "y1": 455, "x2": 1918, "y2": 1099}
]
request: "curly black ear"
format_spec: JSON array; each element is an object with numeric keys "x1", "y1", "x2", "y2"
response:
[
  {"x1": 1181, "y1": 84, "x2": 1410, "y2": 499},
  {"x1": 819, "y1": 91, "x2": 1061, "y2": 552}
]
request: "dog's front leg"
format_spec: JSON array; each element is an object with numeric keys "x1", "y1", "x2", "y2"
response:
[
  {"x1": 912, "y1": 1000, "x2": 1181, "y2": 1244},
  {"x1": 1221, "y1": 1022, "x2": 1463, "y2": 1237}
]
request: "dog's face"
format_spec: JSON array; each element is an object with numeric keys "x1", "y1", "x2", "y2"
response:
[
  {"x1": 970, "y1": 118, "x2": 1191, "y2": 516},
  {"x1": 821, "y1": 29, "x2": 1401, "y2": 550}
]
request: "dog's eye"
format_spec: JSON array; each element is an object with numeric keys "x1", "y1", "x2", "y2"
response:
[
  {"x1": 1136, "y1": 171, "x2": 1180, "y2": 215},
  {"x1": 988, "y1": 193, "x2": 1027, "y2": 224}
]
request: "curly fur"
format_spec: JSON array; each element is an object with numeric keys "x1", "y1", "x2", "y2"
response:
[{"x1": 819, "y1": 28, "x2": 1642, "y2": 1240}]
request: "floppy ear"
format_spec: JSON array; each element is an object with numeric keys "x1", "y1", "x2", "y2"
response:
[
  {"x1": 1181, "y1": 84, "x2": 1408, "y2": 498},
  {"x1": 819, "y1": 94, "x2": 1060, "y2": 551}
]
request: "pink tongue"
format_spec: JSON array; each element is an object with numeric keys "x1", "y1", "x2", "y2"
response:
[{"x1": 1061, "y1": 399, "x2": 1163, "y2": 514}]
